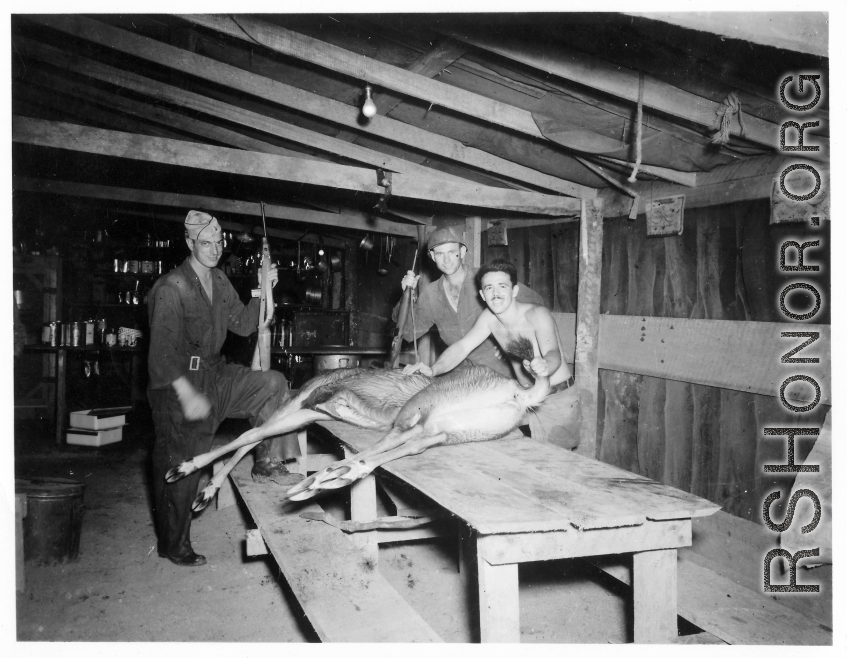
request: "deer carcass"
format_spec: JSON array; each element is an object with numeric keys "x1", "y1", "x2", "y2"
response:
[
  {"x1": 286, "y1": 365, "x2": 550, "y2": 501},
  {"x1": 165, "y1": 367, "x2": 433, "y2": 511}
]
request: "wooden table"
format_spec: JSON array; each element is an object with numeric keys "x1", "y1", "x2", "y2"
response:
[{"x1": 314, "y1": 420, "x2": 720, "y2": 643}]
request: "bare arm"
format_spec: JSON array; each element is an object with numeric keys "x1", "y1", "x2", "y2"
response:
[
  {"x1": 523, "y1": 306, "x2": 562, "y2": 379},
  {"x1": 404, "y1": 310, "x2": 494, "y2": 376}
]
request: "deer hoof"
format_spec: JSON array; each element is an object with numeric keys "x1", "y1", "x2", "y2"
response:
[
  {"x1": 165, "y1": 461, "x2": 197, "y2": 483},
  {"x1": 192, "y1": 486, "x2": 216, "y2": 512}
]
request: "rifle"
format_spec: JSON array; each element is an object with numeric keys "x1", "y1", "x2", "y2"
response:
[
  {"x1": 251, "y1": 202, "x2": 273, "y2": 372},
  {"x1": 387, "y1": 247, "x2": 418, "y2": 369}
]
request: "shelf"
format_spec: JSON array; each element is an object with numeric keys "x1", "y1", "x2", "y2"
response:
[{"x1": 24, "y1": 345, "x2": 144, "y2": 354}]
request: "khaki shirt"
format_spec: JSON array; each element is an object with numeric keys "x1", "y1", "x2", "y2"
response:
[{"x1": 147, "y1": 257, "x2": 259, "y2": 390}]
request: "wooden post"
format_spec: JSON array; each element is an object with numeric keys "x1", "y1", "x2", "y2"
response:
[
  {"x1": 55, "y1": 347, "x2": 66, "y2": 446},
  {"x1": 476, "y1": 537, "x2": 520, "y2": 642},
  {"x1": 15, "y1": 494, "x2": 26, "y2": 593},
  {"x1": 213, "y1": 460, "x2": 236, "y2": 510},
  {"x1": 574, "y1": 198, "x2": 604, "y2": 458},
  {"x1": 464, "y1": 216, "x2": 482, "y2": 268},
  {"x1": 346, "y1": 447, "x2": 379, "y2": 564},
  {"x1": 633, "y1": 549, "x2": 678, "y2": 643}
]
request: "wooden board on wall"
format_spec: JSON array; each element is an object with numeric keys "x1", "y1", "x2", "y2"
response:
[{"x1": 597, "y1": 316, "x2": 830, "y2": 406}]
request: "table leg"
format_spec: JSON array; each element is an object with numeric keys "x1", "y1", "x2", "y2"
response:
[
  {"x1": 347, "y1": 448, "x2": 378, "y2": 564},
  {"x1": 477, "y1": 550, "x2": 520, "y2": 643},
  {"x1": 633, "y1": 548, "x2": 678, "y2": 643}
]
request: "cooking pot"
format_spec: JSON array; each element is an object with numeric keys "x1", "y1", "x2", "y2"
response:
[
  {"x1": 359, "y1": 234, "x2": 374, "y2": 251},
  {"x1": 314, "y1": 353, "x2": 361, "y2": 374}
]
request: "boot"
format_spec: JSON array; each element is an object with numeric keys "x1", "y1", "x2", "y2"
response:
[{"x1": 251, "y1": 434, "x2": 304, "y2": 486}]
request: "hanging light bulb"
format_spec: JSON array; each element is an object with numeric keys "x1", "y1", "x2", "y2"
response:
[{"x1": 362, "y1": 84, "x2": 377, "y2": 118}]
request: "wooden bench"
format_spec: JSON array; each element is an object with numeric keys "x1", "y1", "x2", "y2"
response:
[
  {"x1": 590, "y1": 509, "x2": 832, "y2": 645},
  {"x1": 227, "y1": 457, "x2": 442, "y2": 643}
]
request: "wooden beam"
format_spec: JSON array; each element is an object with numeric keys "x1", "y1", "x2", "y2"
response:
[
  {"x1": 574, "y1": 198, "x2": 604, "y2": 459},
  {"x1": 25, "y1": 15, "x2": 592, "y2": 199},
  {"x1": 625, "y1": 12, "x2": 829, "y2": 59},
  {"x1": 13, "y1": 176, "x2": 388, "y2": 242},
  {"x1": 15, "y1": 36, "x2": 479, "y2": 190},
  {"x1": 441, "y1": 26, "x2": 828, "y2": 159},
  {"x1": 597, "y1": 156, "x2": 698, "y2": 187},
  {"x1": 181, "y1": 14, "x2": 545, "y2": 138},
  {"x1": 13, "y1": 117, "x2": 579, "y2": 217},
  {"x1": 598, "y1": 315, "x2": 831, "y2": 406},
  {"x1": 600, "y1": 155, "x2": 829, "y2": 217},
  {"x1": 335, "y1": 37, "x2": 467, "y2": 143}
]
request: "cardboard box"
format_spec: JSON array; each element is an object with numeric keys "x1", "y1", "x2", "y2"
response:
[
  {"x1": 66, "y1": 425, "x2": 124, "y2": 447},
  {"x1": 69, "y1": 407, "x2": 131, "y2": 430}
]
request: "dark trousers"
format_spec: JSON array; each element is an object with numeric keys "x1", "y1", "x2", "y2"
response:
[{"x1": 149, "y1": 364, "x2": 296, "y2": 558}]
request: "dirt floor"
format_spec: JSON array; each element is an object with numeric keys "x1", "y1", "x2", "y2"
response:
[{"x1": 11, "y1": 416, "x2": 662, "y2": 644}]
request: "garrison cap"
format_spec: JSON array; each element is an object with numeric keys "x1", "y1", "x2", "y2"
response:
[
  {"x1": 427, "y1": 226, "x2": 466, "y2": 251},
  {"x1": 184, "y1": 210, "x2": 222, "y2": 241}
]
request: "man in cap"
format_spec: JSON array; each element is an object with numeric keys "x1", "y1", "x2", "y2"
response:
[
  {"x1": 392, "y1": 225, "x2": 545, "y2": 379},
  {"x1": 147, "y1": 210, "x2": 300, "y2": 567}
]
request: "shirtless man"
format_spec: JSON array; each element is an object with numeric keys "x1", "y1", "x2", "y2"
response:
[{"x1": 403, "y1": 258, "x2": 581, "y2": 449}]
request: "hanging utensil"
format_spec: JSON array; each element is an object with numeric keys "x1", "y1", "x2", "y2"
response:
[
  {"x1": 377, "y1": 235, "x2": 388, "y2": 276},
  {"x1": 359, "y1": 234, "x2": 374, "y2": 251}
]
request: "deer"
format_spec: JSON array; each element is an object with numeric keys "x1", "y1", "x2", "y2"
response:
[
  {"x1": 166, "y1": 353, "x2": 550, "y2": 508},
  {"x1": 286, "y1": 363, "x2": 550, "y2": 501},
  {"x1": 165, "y1": 367, "x2": 434, "y2": 511}
]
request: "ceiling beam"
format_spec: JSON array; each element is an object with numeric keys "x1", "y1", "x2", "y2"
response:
[
  {"x1": 181, "y1": 15, "x2": 701, "y2": 189},
  {"x1": 13, "y1": 117, "x2": 581, "y2": 217},
  {"x1": 16, "y1": 36, "x2": 477, "y2": 192},
  {"x1": 181, "y1": 14, "x2": 546, "y2": 139},
  {"x1": 624, "y1": 12, "x2": 828, "y2": 59},
  {"x1": 600, "y1": 154, "x2": 829, "y2": 217},
  {"x1": 27, "y1": 15, "x2": 592, "y2": 199},
  {"x1": 14, "y1": 176, "x2": 367, "y2": 246},
  {"x1": 437, "y1": 25, "x2": 829, "y2": 161},
  {"x1": 335, "y1": 37, "x2": 468, "y2": 144}
]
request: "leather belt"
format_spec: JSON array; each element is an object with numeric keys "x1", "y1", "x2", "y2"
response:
[{"x1": 549, "y1": 375, "x2": 575, "y2": 394}]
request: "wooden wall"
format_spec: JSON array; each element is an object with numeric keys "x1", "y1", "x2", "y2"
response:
[{"x1": 500, "y1": 199, "x2": 831, "y2": 523}]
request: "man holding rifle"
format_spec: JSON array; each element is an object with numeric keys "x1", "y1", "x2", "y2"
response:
[{"x1": 392, "y1": 226, "x2": 544, "y2": 379}]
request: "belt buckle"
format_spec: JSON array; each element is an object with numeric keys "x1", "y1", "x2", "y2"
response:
[{"x1": 189, "y1": 356, "x2": 200, "y2": 371}]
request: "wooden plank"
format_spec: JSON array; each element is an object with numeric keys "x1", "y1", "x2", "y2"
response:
[
  {"x1": 183, "y1": 15, "x2": 545, "y2": 140},
  {"x1": 633, "y1": 549, "x2": 678, "y2": 643},
  {"x1": 593, "y1": 555, "x2": 832, "y2": 645},
  {"x1": 550, "y1": 224, "x2": 579, "y2": 313},
  {"x1": 597, "y1": 370, "x2": 641, "y2": 474},
  {"x1": 597, "y1": 315, "x2": 831, "y2": 404},
  {"x1": 601, "y1": 162, "x2": 829, "y2": 218},
  {"x1": 676, "y1": 557, "x2": 831, "y2": 645},
  {"x1": 690, "y1": 384, "x2": 723, "y2": 503},
  {"x1": 716, "y1": 390, "x2": 760, "y2": 521},
  {"x1": 24, "y1": 15, "x2": 590, "y2": 200},
  {"x1": 229, "y1": 458, "x2": 442, "y2": 643},
  {"x1": 16, "y1": 36, "x2": 478, "y2": 187},
  {"x1": 476, "y1": 555, "x2": 519, "y2": 643},
  {"x1": 441, "y1": 26, "x2": 823, "y2": 156},
  {"x1": 14, "y1": 117, "x2": 578, "y2": 216},
  {"x1": 335, "y1": 37, "x2": 468, "y2": 143},
  {"x1": 15, "y1": 494, "x2": 26, "y2": 593},
  {"x1": 317, "y1": 423, "x2": 718, "y2": 536},
  {"x1": 626, "y1": 11, "x2": 829, "y2": 58},
  {"x1": 13, "y1": 177, "x2": 375, "y2": 242},
  {"x1": 478, "y1": 519, "x2": 691, "y2": 565},
  {"x1": 489, "y1": 439, "x2": 719, "y2": 522},
  {"x1": 574, "y1": 198, "x2": 604, "y2": 458}
]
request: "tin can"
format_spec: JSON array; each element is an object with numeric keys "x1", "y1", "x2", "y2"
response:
[
  {"x1": 126, "y1": 260, "x2": 139, "y2": 273},
  {"x1": 50, "y1": 322, "x2": 60, "y2": 347},
  {"x1": 113, "y1": 258, "x2": 120, "y2": 273},
  {"x1": 105, "y1": 330, "x2": 116, "y2": 347},
  {"x1": 141, "y1": 260, "x2": 154, "y2": 274},
  {"x1": 85, "y1": 321, "x2": 95, "y2": 345},
  {"x1": 42, "y1": 324, "x2": 50, "y2": 344},
  {"x1": 71, "y1": 322, "x2": 82, "y2": 347},
  {"x1": 61, "y1": 322, "x2": 69, "y2": 347},
  {"x1": 157, "y1": 260, "x2": 163, "y2": 274}
]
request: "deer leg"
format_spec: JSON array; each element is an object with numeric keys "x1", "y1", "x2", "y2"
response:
[
  {"x1": 323, "y1": 430, "x2": 448, "y2": 489},
  {"x1": 286, "y1": 424, "x2": 423, "y2": 500},
  {"x1": 165, "y1": 408, "x2": 325, "y2": 483},
  {"x1": 191, "y1": 441, "x2": 259, "y2": 512}
]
